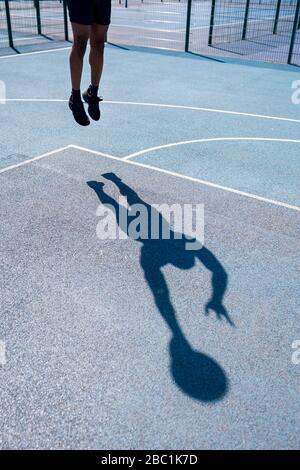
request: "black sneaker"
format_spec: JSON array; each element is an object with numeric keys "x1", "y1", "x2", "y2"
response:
[
  {"x1": 82, "y1": 87, "x2": 102, "y2": 121},
  {"x1": 69, "y1": 95, "x2": 90, "y2": 126}
]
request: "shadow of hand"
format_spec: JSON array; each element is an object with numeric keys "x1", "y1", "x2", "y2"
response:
[{"x1": 205, "y1": 299, "x2": 235, "y2": 326}]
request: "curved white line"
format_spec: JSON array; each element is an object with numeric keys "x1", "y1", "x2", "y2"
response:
[
  {"x1": 4, "y1": 99, "x2": 300, "y2": 124},
  {"x1": 105, "y1": 101, "x2": 300, "y2": 124},
  {"x1": 124, "y1": 137, "x2": 300, "y2": 160}
]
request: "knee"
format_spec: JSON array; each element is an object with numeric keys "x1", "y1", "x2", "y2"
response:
[
  {"x1": 90, "y1": 38, "x2": 105, "y2": 53},
  {"x1": 73, "y1": 35, "x2": 88, "y2": 56}
]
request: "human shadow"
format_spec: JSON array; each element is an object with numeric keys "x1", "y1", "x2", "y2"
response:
[{"x1": 87, "y1": 173, "x2": 234, "y2": 402}]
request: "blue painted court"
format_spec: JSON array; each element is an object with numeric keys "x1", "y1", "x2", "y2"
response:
[{"x1": 0, "y1": 44, "x2": 299, "y2": 449}]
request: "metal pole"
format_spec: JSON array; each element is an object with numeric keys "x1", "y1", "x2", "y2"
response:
[
  {"x1": 288, "y1": 0, "x2": 300, "y2": 64},
  {"x1": 35, "y1": 0, "x2": 42, "y2": 35},
  {"x1": 208, "y1": 0, "x2": 216, "y2": 46},
  {"x1": 4, "y1": 0, "x2": 14, "y2": 49},
  {"x1": 185, "y1": 0, "x2": 192, "y2": 52},
  {"x1": 242, "y1": 0, "x2": 251, "y2": 40},
  {"x1": 63, "y1": 0, "x2": 69, "y2": 41},
  {"x1": 273, "y1": 0, "x2": 282, "y2": 35}
]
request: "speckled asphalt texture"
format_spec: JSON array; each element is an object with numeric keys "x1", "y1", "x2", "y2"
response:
[{"x1": 0, "y1": 45, "x2": 299, "y2": 449}]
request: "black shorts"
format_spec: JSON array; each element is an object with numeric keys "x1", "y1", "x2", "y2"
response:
[{"x1": 67, "y1": 0, "x2": 111, "y2": 26}]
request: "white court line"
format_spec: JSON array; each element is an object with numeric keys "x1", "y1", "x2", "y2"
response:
[
  {"x1": 6, "y1": 99, "x2": 68, "y2": 102},
  {"x1": 189, "y1": 14, "x2": 285, "y2": 31},
  {"x1": 110, "y1": 24, "x2": 180, "y2": 33},
  {"x1": 152, "y1": 11, "x2": 181, "y2": 15},
  {"x1": 0, "y1": 46, "x2": 71, "y2": 59},
  {"x1": 145, "y1": 37, "x2": 182, "y2": 43},
  {"x1": 0, "y1": 145, "x2": 72, "y2": 175},
  {"x1": 147, "y1": 20, "x2": 182, "y2": 24},
  {"x1": 104, "y1": 101, "x2": 300, "y2": 124},
  {"x1": 0, "y1": 145, "x2": 116, "y2": 175},
  {"x1": 123, "y1": 137, "x2": 300, "y2": 160},
  {"x1": 70, "y1": 144, "x2": 300, "y2": 212},
  {"x1": 0, "y1": 143, "x2": 299, "y2": 211},
  {"x1": 0, "y1": 36, "x2": 41, "y2": 44},
  {"x1": 4, "y1": 99, "x2": 300, "y2": 124}
]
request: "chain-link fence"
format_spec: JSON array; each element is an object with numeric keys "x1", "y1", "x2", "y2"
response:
[
  {"x1": 109, "y1": 0, "x2": 187, "y2": 50},
  {"x1": 0, "y1": 0, "x2": 66, "y2": 49},
  {"x1": 0, "y1": 1, "x2": 9, "y2": 48},
  {"x1": 206, "y1": 0, "x2": 300, "y2": 64},
  {"x1": 0, "y1": 0, "x2": 299, "y2": 64}
]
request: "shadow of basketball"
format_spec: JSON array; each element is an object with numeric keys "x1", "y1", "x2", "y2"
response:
[{"x1": 170, "y1": 336, "x2": 227, "y2": 401}]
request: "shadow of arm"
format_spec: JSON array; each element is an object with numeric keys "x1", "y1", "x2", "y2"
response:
[
  {"x1": 102, "y1": 173, "x2": 144, "y2": 207},
  {"x1": 196, "y1": 247, "x2": 234, "y2": 326}
]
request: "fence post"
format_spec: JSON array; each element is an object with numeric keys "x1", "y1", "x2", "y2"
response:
[
  {"x1": 4, "y1": 0, "x2": 14, "y2": 49},
  {"x1": 208, "y1": 0, "x2": 216, "y2": 46},
  {"x1": 185, "y1": 0, "x2": 192, "y2": 52},
  {"x1": 273, "y1": 0, "x2": 282, "y2": 35},
  {"x1": 288, "y1": 0, "x2": 300, "y2": 64},
  {"x1": 242, "y1": 0, "x2": 251, "y2": 40},
  {"x1": 35, "y1": 0, "x2": 42, "y2": 35},
  {"x1": 63, "y1": 0, "x2": 69, "y2": 41}
]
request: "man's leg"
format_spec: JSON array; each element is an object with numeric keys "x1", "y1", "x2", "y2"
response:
[
  {"x1": 82, "y1": 24, "x2": 109, "y2": 121},
  {"x1": 70, "y1": 22, "x2": 90, "y2": 92},
  {"x1": 68, "y1": 22, "x2": 90, "y2": 126},
  {"x1": 89, "y1": 24, "x2": 109, "y2": 88}
]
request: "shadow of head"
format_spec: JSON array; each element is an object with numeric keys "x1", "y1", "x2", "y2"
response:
[{"x1": 170, "y1": 337, "x2": 228, "y2": 402}]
